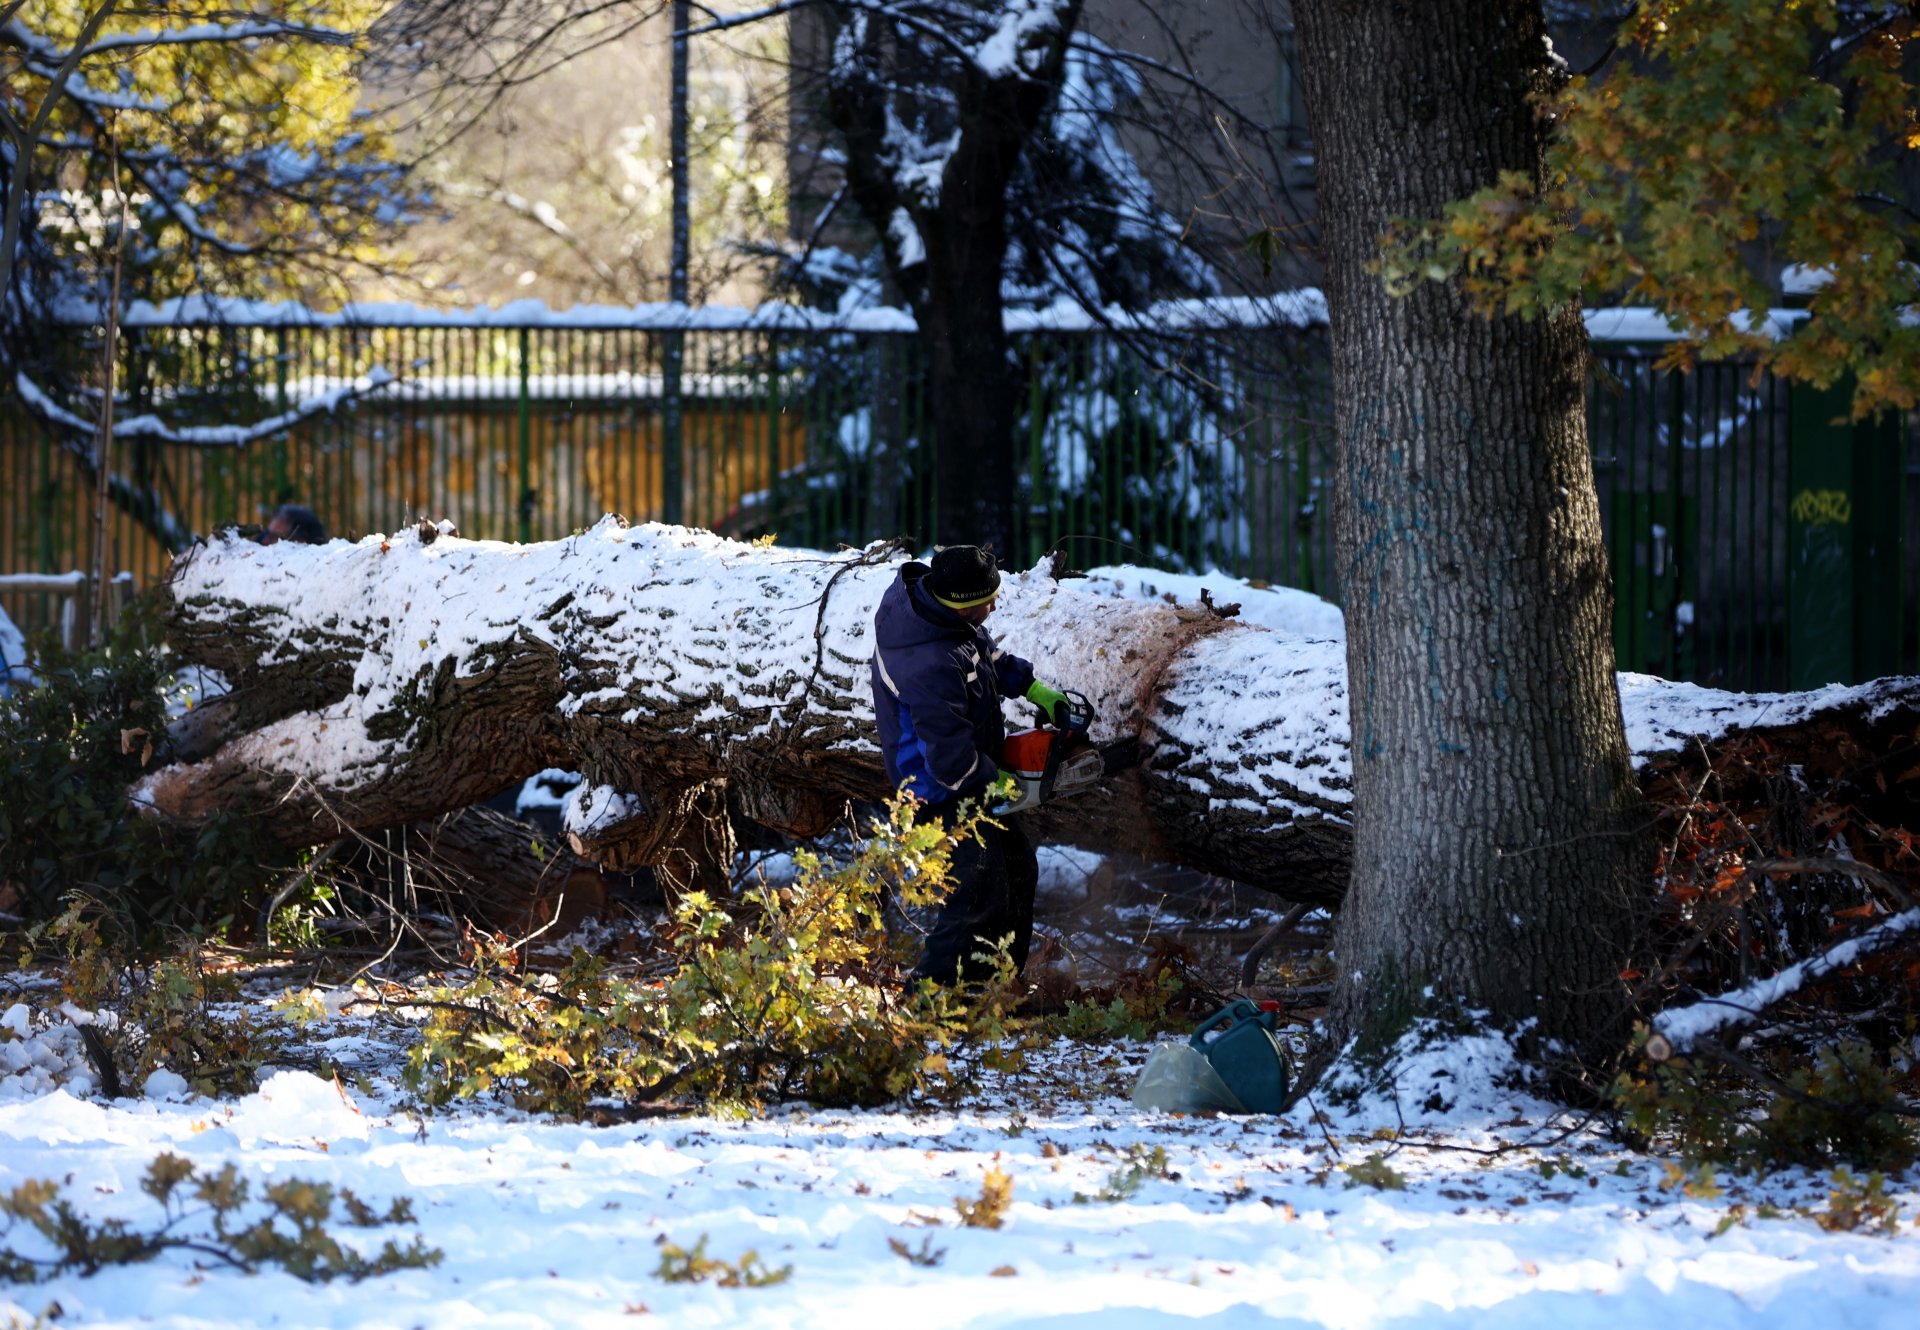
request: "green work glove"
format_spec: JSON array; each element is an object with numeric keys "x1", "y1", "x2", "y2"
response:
[{"x1": 1025, "y1": 680, "x2": 1070, "y2": 727}]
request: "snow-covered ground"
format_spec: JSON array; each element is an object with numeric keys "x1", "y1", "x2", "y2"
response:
[
  {"x1": 0, "y1": 985, "x2": 1914, "y2": 1329},
  {"x1": 9, "y1": 538, "x2": 1918, "y2": 1325}
]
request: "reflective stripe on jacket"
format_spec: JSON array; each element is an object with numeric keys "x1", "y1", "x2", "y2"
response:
[{"x1": 869, "y1": 562, "x2": 1036, "y2": 805}]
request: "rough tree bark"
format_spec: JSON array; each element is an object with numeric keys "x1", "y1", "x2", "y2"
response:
[
  {"x1": 1292, "y1": 0, "x2": 1651, "y2": 1056},
  {"x1": 141, "y1": 521, "x2": 1920, "y2": 926}
]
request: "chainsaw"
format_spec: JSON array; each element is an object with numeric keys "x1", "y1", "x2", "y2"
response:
[{"x1": 994, "y1": 689, "x2": 1141, "y2": 814}]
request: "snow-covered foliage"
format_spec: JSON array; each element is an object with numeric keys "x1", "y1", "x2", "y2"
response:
[
  {"x1": 1020, "y1": 335, "x2": 1253, "y2": 571},
  {"x1": 0, "y1": 602, "x2": 27, "y2": 695},
  {"x1": 800, "y1": 11, "x2": 1213, "y2": 317},
  {"x1": 780, "y1": 1, "x2": 1280, "y2": 565},
  {"x1": 1000, "y1": 35, "x2": 1217, "y2": 311},
  {"x1": 5, "y1": 3, "x2": 419, "y2": 320}
]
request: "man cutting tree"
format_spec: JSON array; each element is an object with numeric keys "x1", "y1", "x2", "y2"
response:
[{"x1": 870, "y1": 546, "x2": 1073, "y2": 985}]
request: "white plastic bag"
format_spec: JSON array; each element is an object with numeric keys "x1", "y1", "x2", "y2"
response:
[{"x1": 1130, "y1": 1042, "x2": 1248, "y2": 1114}]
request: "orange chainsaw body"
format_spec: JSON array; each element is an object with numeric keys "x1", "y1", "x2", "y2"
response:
[{"x1": 996, "y1": 690, "x2": 1139, "y2": 812}]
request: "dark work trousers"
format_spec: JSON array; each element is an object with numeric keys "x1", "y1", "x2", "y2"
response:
[{"x1": 912, "y1": 802, "x2": 1039, "y2": 985}]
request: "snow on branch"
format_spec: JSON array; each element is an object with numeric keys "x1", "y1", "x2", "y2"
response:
[
  {"x1": 826, "y1": 1, "x2": 988, "y2": 68},
  {"x1": 442, "y1": 181, "x2": 622, "y2": 289},
  {"x1": 1650, "y1": 905, "x2": 1920, "y2": 1057},
  {"x1": 25, "y1": 66, "x2": 167, "y2": 115},
  {"x1": 6, "y1": 18, "x2": 357, "y2": 64},
  {"x1": 78, "y1": 20, "x2": 355, "y2": 56},
  {"x1": 14, "y1": 366, "x2": 396, "y2": 448},
  {"x1": 972, "y1": 0, "x2": 1074, "y2": 80}
]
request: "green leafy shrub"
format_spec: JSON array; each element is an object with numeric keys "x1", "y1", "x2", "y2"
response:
[
  {"x1": 1074, "y1": 1145, "x2": 1173, "y2": 1203},
  {"x1": 653, "y1": 1235, "x2": 791, "y2": 1287},
  {"x1": 0, "y1": 1152, "x2": 439, "y2": 1283},
  {"x1": 1342, "y1": 1152, "x2": 1409, "y2": 1191},
  {"x1": 405, "y1": 794, "x2": 1021, "y2": 1114},
  {"x1": 1807, "y1": 1167, "x2": 1904, "y2": 1235},
  {"x1": 1615, "y1": 1029, "x2": 1917, "y2": 1173},
  {"x1": 1050, "y1": 967, "x2": 1186, "y2": 1042},
  {"x1": 1754, "y1": 1042, "x2": 1917, "y2": 1171},
  {"x1": 0, "y1": 612, "x2": 294, "y2": 943},
  {"x1": 28, "y1": 907, "x2": 282, "y2": 1098}
]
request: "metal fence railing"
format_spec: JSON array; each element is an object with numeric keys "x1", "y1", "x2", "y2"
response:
[{"x1": 2, "y1": 302, "x2": 1912, "y2": 691}]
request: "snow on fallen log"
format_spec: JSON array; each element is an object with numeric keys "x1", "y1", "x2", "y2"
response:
[
  {"x1": 1650, "y1": 907, "x2": 1920, "y2": 1056},
  {"x1": 1614, "y1": 672, "x2": 1904, "y2": 768},
  {"x1": 139, "y1": 519, "x2": 1357, "y2": 902},
  {"x1": 135, "y1": 519, "x2": 1920, "y2": 907}
]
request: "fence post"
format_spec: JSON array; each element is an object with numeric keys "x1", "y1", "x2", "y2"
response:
[
  {"x1": 517, "y1": 326, "x2": 534, "y2": 543},
  {"x1": 64, "y1": 576, "x2": 90, "y2": 654},
  {"x1": 662, "y1": 0, "x2": 690, "y2": 529},
  {"x1": 1026, "y1": 339, "x2": 1045, "y2": 567},
  {"x1": 274, "y1": 326, "x2": 290, "y2": 502},
  {"x1": 661, "y1": 333, "x2": 685, "y2": 528},
  {"x1": 1851, "y1": 407, "x2": 1904, "y2": 680}
]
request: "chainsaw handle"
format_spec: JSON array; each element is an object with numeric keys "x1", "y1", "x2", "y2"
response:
[{"x1": 1031, "y1": 687, "x2": 1095, "y2": 731}]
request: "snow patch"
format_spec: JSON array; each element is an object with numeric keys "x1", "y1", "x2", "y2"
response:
[
  {"x1": 1309, "y1": 1020, "x2": 1535, "y2": 1130},
  {"x1": 0, "y1": 1005, "x2": 1911, "y2": 1326},
  {"x1": 564, "y1": 782, "x2": 643, "y2": 839},
  {"x1": 973, "y1": 0, "x2": 1071, "y2": 78},
  {"x1": 0, "y1": 1012, "x2": 100, "y2": 1101},
  {"x1": 224, "y1": 1068, "x2": 369, "y2": 1149},
  {"x1": 0, "y1": 601, "x2": 27, "y2": 694},
  {"x1": 1035, "y1": 845, "x2": 1106, "y2": 897},
  {"x1": 516, "y1": 768, "x2": 584, "y2": 815}
]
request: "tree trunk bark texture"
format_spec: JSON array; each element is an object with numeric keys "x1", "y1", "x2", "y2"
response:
[{"x1": 1293, "y1": 0, "x2": 1651, "y2": 1055}]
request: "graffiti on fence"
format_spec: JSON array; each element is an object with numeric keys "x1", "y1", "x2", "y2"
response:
[{"x1": 1789, "y1": 488, "x2": 1852, "y2": 526}]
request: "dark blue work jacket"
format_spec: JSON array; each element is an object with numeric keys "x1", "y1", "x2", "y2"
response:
[{"x1": 870, "y1": 563, "x2": 1036, "y2": 806}]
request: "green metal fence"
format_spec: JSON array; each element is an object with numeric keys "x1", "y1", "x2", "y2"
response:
[
  {"x1": 1588, "y1": 354, "x2": 1911, "y2": 690},
  {"x1": 2, "y1": 312, "x2": 1912, "y2": 691}
]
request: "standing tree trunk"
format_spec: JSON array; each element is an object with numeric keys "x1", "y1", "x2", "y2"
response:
[
  {"x1": 919, "y1": 198, "x2": 1018, "y2": 554},
  {"x1": 1293, "y1": 0, "x2": 1650, "y2": 1059},
  {"x1": 820, "y1": 0, "x2": 1083, "y2": 557}
]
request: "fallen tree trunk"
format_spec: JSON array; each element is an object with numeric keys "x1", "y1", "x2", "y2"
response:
[{"x1": 137, "y1": 519, "x2": 1920, "y2": 909}]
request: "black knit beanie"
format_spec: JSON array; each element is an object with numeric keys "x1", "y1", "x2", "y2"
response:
[{"x1": 926, "y1": 545, "x2": 1001, "y2": 609}]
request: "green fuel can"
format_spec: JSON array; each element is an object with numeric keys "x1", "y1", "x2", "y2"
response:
[{"x1": 1189, "y1": 999, "x2": 1290, "y2": 1113}]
